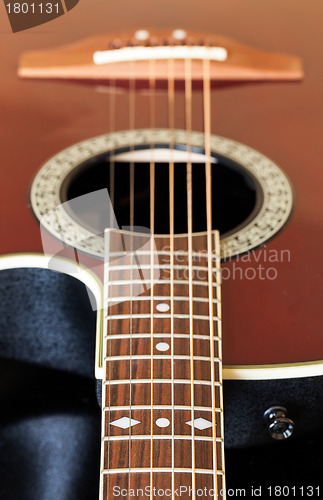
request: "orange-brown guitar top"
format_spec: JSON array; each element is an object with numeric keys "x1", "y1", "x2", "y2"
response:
[
  {"x1": 18, "y1": 30, "x2": 304, "y2": 87},
  {"x1": 0, "y1": 0, "x2": 322, "y2": 370}
]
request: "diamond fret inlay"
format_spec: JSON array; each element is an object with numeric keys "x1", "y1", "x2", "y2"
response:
[
  {"x1": 109, "y1": 416, "x2": 214, "y2": 430},
  {"x1": 110, "y1": 417, "x2": 141, "y2": 429},
  {"x1": 185, "y1": 417, "x2": 213, "y2": 430}
]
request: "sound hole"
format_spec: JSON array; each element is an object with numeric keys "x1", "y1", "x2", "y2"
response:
[{"x1": 63, "y1": 147, "x2": 260, "y2": 236}]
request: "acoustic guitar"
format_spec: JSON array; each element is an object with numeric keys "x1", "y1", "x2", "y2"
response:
[{"x1": 0, "y1": 1, "x2": 322, "y2": 498}]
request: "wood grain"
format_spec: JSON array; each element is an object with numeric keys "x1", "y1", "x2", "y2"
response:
[{"x1": 101, "y1": 232, "x2": 224, "y2": 498}]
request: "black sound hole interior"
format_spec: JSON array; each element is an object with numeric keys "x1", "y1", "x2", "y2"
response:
[{"x1": 64, "y1": 147, "x2": 259, "y2": 236}]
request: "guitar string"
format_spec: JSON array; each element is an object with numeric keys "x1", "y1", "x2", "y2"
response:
[
  {"x1": 185, "y1": 54, "x2": 197, "y2": 494},
  {"x1": 149, "y1": 57, "x2": 156, "y2": 500},
  {"x1": 105, "y1": 76, "x2": 117, "y2": 496},
  {"x1": 109, "y1": 78, "x2": 116, "y2": 224},
  {"x1": 105, "y1": 50, "x2": 219, "y2": 496},
  {"x1": 215, "y1": 229, "x2": 226, "y2": 494},
  {"x1": 128, "y1": 59, "x2": 136, "y2": 497},
  {"x1": 167, "y1": 54, "x2": 176, "y2": 498},
  {"x1": 203, "y1": 53, "x2": 219, "y2": 495},
  {"x1": 105, "y1": 63, "x2": 220, "y2": 496}
]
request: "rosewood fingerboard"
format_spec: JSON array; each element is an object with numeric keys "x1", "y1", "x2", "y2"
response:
[{"x1": 100, "y1": 230, "x2": 225, "y2": 499}]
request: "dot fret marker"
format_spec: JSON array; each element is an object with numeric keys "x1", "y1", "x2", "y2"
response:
[
  {"x1": 156, "y1": 303, "x2": 170, "y2": 312},
  {"x1": 156, "y1": 342, "x2": 170, "y2": 352},
  {"x1": 156, "y1": 418, "x2": 170, "y2": 428}
]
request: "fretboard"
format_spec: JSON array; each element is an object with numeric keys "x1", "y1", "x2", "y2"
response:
[{"x1": 100, "y1": 230, "x2": 225, "y2": 499}]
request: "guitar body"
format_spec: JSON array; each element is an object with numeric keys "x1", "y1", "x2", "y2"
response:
[
  {"x1": 0, "y1": 1, "x2": 322, "y2": 489},
  {"x1": 1, "y1": 0, "x2": 322, "y2": 369}
]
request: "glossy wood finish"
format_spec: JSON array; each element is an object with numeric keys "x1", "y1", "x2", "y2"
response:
[
  {"x1": 101, "y1": 232, "x2": 224, "y2": 498},
  {"x1": 0, "y1": 0, "x2": 322, "y2": 366},
  {"x1": 19, "y1": 30, "x2": 303, "y2": 85}
]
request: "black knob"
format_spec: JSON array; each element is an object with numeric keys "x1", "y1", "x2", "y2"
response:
[{"x1": 263, "y1": 406, "x2": 294, "y2": 440}]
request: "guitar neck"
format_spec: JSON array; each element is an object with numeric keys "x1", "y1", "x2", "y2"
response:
[{"x1": 100, "y1": 229, "x2": 225, "y2": 499}]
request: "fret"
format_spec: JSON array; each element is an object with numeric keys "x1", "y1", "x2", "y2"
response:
[
  {"x1": 106, "y1": 296, "x2": 220, "y2": 303},
  {"x1": 101, "y1": 472, "x2": 224, "y2": 499},
  {"x1": 102, "y1": 440, "x2": 222, "y2": 471},
  {"x1": 105, "y1": 337, "x2": 220, "y2": 361},
  {"x1": 106, "y1": 264, "x2": 220, "y2": 272},
  {"x1": 105, "y1": 382, "x2": 221, "y2": 407},
  {"x1": 105, "y1": 313, "x2": 221, "y2": 320},
  {"x1": 106, "y1": 318, "x2": 221, "y2": 337},
  {"x1": 106, "y1": 301, "x2": 221, "y2": 321},
  {"x1": 102, "y1": 435, "x2": 223, "y2": 442},
  {"x1": 104, "y1": 333, "x2": 221, "y2": 340},
  {"x1": 103, "y1": 379, "x2": 221, "y2": 386},
  {"x1": 105, "y1": 250, "x2": 219, "y2": 259},
  {"x1": 103, "y1": 405, "x2": 222, "y2": 412},
  {"x1": 102, "y1": 468, "x2": 225, "y2": 475},
  {"x1": 106, "y1": 317, "x2": 221, "y2": 333},
  {"x1": 105, "y1": 233, "x2": 218, "y2": 253},
  {"x1": 104, "y1": 279, "x2": 219, "y2": 287},
  {"x1": 106, "y1": 300, "x2": 219, "y2": 321},
  {"x1": 106, "y1": 320, "x2": 221, "y2": 339},
  {"x1": 104, "y1": 355, "x2": 219, "y2": 361},
  {"x1": 105, "y1": 282, "x2": 220, "y2": 300},
  {"x1": 108, "y1": 268, "x2": 217, "y2": 283}
]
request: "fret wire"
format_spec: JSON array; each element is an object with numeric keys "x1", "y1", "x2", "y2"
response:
[
  {"x1": 102, "y1": 468, "x2": 225, "y2": 475},
  {"x1": 103, "y1": 435, "x2": 223, "y2": 442},
  {"x1": 106, "y1": 264, "x2": 220, "y2": 271},
  {"x1": 105, "y1": 313, "x2": 221, "y2": 320},
  {"x1": 103, "y1": 379, "x2": 221, "y2": 386},
  {"x1": 103, "y1": 405, "x2": 222, "y2": 412},
  {"x1": 106, "y1": 250, "x2": 219, "y2": 259},
  {"x1": 105, "y1": 279, "x2": 219, "y2": 287},
  {"x1": 105, "y1": 296, "x2": 220, "y2": 304},
  {"x1": 104, "y1": 333, "x2": 221, "y2": 340},
  {"x1": 104, "y1": 355, "x2": 219, "y2": 362}
]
